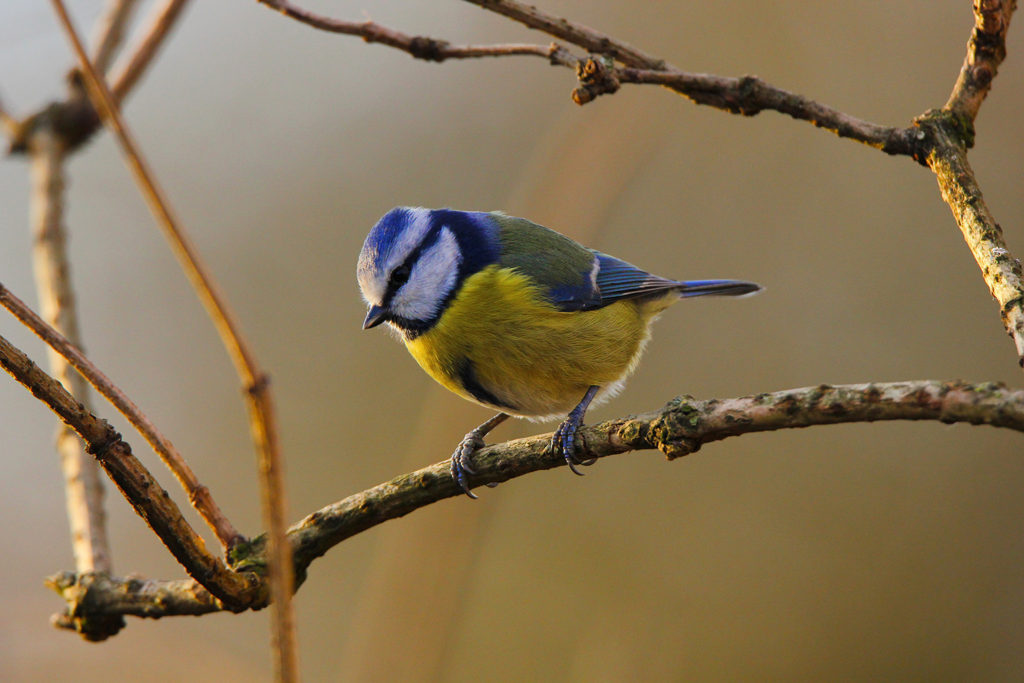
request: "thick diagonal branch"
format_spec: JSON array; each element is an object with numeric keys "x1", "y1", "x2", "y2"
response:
[{"x1": 918, "y1": 111, "x2": 1024, "y2": 365}]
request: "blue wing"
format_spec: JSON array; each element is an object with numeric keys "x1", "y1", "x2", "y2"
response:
[
  {"x1": 590, "y1": 252, "x2": 682, "y2": 305},
  {"x1": 587, "y1": 252, "x2": 760, "y2": 307}
]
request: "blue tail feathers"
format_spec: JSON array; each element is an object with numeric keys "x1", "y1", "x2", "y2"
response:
[{"x1": 677, "y1": 279, "x2": 761, "y2": 297}]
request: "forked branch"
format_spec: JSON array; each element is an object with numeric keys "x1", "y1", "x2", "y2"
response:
[{"x1": 0, "y1": 332, "x2": 259, "y2": 623}]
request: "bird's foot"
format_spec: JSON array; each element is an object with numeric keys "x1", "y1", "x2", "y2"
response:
[
  {"x1": 551, "y1": 413, "x2": 597, "y2": 476},
  {"x1": 452, "y1": 428, "x2": 499, "y2": 497}
]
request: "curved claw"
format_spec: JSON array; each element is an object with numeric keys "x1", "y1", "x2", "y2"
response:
[
  {"x1": 552, "y1": 415, "x2": 595, "y2": 476},
  {"x1": 449, "y1": 413, "x2": 510, "y2": 499},
  {"x1": 551, "y1": 385, "x2": 600, "y2": 476},
  {"x1": 451, "y1": 434, "x2": 484, "y2": 499}
]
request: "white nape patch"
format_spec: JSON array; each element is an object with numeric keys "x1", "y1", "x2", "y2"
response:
[
  {"x1": 357, "y1": 207, "x2": 433, "y2": 305},
  {"x1": 389, "y1": 226, "x2": 462, "y2": 322}
]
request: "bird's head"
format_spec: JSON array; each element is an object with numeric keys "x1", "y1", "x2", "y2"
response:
[{"x1": 357, "y1": 207, "x2": 474, "y2": 337}]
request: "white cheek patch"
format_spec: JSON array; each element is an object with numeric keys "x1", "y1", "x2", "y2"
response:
[{"x1": 389, "y1": 226, "x2": 461, "y2": 322}]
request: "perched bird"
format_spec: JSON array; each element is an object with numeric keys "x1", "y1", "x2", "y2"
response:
[{"x1": 357, "y1": 207, "x2": 760, "y2": 498}]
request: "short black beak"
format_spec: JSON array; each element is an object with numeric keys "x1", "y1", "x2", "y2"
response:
[{"x1": 362, "y1": 305, "x2": 387, "y2": 329}]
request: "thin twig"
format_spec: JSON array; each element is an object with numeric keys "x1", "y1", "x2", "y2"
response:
[
  {"x1": 0, "y1": 283, "x2": 242, "y2": 547},
  {"x1": 256, "y1": 0, "x2": 570, "y2": 63},
  {"x1": 90, "y1": 0, "x2": 142, "y2": 74},
  {"x1": 49, "y1": 1, "x2": 297, "y2": 678},
  {"x1": 594, "y1": 62, "x2": 916, "y2": 153},
  {"x1": 27, "y1": 128, "x2": 112, "y2": 576},
  {"x1": 465, "y1": 0, "x2": 668, "y2": 69},
  {"x1": 45, "y1": 380, "x2": 1024, "y2": 623},
  {"x1": 946, "y1": 0, "x2": 1016, "y2": 120},
  {"x1": 109, "y1": 0, "x2": 191, "y2": 102},
  {"x1": 0, "y1": 332, "x2": 259, "y2": 620}
]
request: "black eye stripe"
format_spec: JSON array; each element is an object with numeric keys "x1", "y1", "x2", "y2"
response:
[
  {"x1": 382, "y1": 226, "x2": 443, "y2": 306},
  {"x1": 392, "y1": 264, "x2": 411, "y2": 285}
]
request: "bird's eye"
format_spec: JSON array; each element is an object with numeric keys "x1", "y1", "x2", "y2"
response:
[{"x1": 392, "y1": 264, "x2": 412, "y2": 286}]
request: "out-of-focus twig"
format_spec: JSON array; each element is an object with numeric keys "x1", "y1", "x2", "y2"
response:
[
  {"x1": 27, "y1": 128, "x2": 112, "y2": 577},
  {"x1": 0, "y1": 94, "x2": 14, "y2": 134},
  {"x1": 45, "y1": 380, "x2": 1024, "y2": 624},
  {"x1": 90, "y1": 0, "x2": 142, "y2": 74},
  {"x1": 50, "y1": 1, "x2": 297, "y2": 678},
  {"x1": 0, "y1": 332, "x2": 259, "y2": 621},
  {"x1": 0, "y1": 283, "x2": 242, "y2": 548},
  {"x1": 109, "y1": 0, "x2": 191, "y2": 102}
]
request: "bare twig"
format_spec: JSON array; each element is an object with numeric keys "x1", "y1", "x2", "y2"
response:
[
  {"x1": 0, "y1": 283, "x2": 242, "y2": 547},
  {"x1": 601, "y1": 62, "x2": 916, "y2": 153},
  {"x1": 0, "y1": 332, "x2": 259, "y2": 622},
  {"x1": 90, "y1": 0, "x2": 142, "y2": 74},
  {"x1": 109, "y1": 0, "x2": 191, "y2": 102},
  {"x1": 946, "y1": 0, "x2": 1016, "y2": 120},
  {"x1": 256, "y1": 0, "x2": 571, "y2": 63},
  {"x1": 465, "y1": 0, "x2": 667, "y2": 69},
  {"x1": 49, "y1": 1, "x2": 296, "y2": 676},
  {"x1": 27, "y1": 128, "x2": 112, "y2": 577},
  {"x1": 45, "y1": 380, "x2": 1024, "y2": 624}
]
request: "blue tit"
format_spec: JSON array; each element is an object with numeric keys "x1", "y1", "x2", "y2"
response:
[{"x1": 357, "y1": 207, "x2": 761, "y2": 498}]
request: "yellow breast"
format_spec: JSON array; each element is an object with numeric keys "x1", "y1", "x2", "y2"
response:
[{"x1": 404, "y1": 265, "x2": 676, "y2": 418}]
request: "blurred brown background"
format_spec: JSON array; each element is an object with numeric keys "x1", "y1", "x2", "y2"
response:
[{"x1": 2, "y1": 1, "x2": 1023, "y2": 680}]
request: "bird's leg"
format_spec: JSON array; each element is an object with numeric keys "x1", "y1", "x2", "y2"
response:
[
  {"x1": 451, "y1": 412, "x2": 510, "y2": 499},
  {"x1": 552, "y1": 385, "x2": 600, "y2": 475}
]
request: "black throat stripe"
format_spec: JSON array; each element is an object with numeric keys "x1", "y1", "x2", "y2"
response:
[{"x1": 455, "y1": 358, "x2": 517, "y2": 411}]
